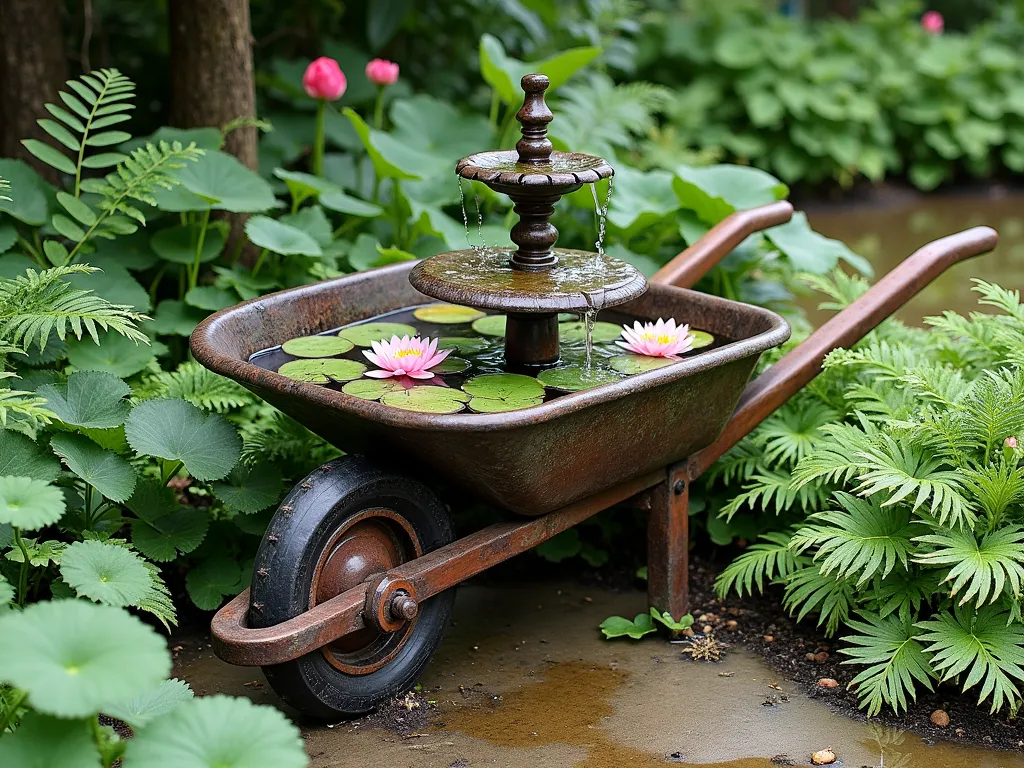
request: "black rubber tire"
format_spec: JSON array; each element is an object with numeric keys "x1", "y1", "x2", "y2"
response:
[{"x1": 248, "y1": 456, "x2": 456, "y2": 719}]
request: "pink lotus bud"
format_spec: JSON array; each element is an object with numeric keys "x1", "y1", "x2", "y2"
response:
[
  {"x1": 1006, "y1": 436, "x2": 1019, "y2": 449},
  {"x1": 365, "y1": 58, "x2": 400, "y2": 87},
  {"x1": 921, "y1": 11, "x2": 944, "y2": 34},
  {"x1": 303, "y1": 57, "x2": 347, "y2": 101}
]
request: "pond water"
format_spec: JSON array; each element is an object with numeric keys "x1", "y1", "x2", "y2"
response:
[{"x1": 805, "y1": 188, "x2": 1024, "y2": 325}]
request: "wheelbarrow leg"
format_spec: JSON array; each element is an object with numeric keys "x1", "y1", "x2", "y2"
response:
[{"x1": 647, "y1": 463, "x2": 692, "y2": 619}]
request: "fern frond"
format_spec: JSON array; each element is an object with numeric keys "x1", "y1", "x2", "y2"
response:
[
  {"x1": 800, "y1": 267, "x2": 870, "y2": 312},
  {"x1": 720, "y1": 467, "x2": 829, "y2": 520},
  {"x1": 706, "y1": 438, "x2": 764, "y2": 485},
  {"x1": 973, "y1": 279, "x2": 1024, "y2": 324},
  {"x1": 869, "y1": 569, "x2": 942, "y2": 623},
  {"x1": 783, "y1": 565, "x2": 857, "y2": 636},
  {"x1": 960, "y1": 459, "x2": 1024, "y2": 525},
  {"x1": 792, "y1": 493, "x2": 914, "y2": 586},
  {"x1": 0, "y1": 385, "x2": 55, "y2": 437},
  {"x1": 0, "y1": 176, "x2": 9, "y2": 202},
  {"x1": 754, "y1": 401, "x2": 838, "y2": 466},
  {"x1": 914, "y1": 525, "x2": 1024, "y2": 607},
  {"x1": 791, "y1": 417, "x2": 879, "y2": 489},
  {"x1": 839, "y1": 612, "x2": 936, "y2": 716},
  {"x1": 916, "y1": 605, "x2": 1024, "y2": 714},
  {"x1": 0, "y1": 265, "x2": 148, "y2": 350},
  {"x1": 136, "y1": 362, "x2": 252, "y2": 413},
  {"x1": 713, "y1": 531, "x2": 808, "y2": 598},
  {"x1": 138, "y1": 558, "x2": 177, "y2": 630}
]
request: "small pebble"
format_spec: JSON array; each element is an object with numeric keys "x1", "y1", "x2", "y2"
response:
[
  {"x1": 930, "y1": 709, "x2": 950, "y2": 727},
  {"x1": 811, "y1": 747, "x2": 836, "y2": 765},
  {"x1": 955, "y1": 728, "x2": 965, "y2": 736},
  {"x1": 806, "y1": 651, "x2": 829, "y2": 663},
  {"x1": 817, "y1": 678, "x2": 839, "y2": 689},
  {"x1": 683, "y1": 628, "x2": 695, "y2": 637},
  {"x1": 725, "y1": 620, "x2": 738, "y2": 630},
  {"x1": 702, "y1": 624, "x2": 713, "y2": 635},
  {"x1": 763, "y1": 635, "x2": 775, "y2": 643}
]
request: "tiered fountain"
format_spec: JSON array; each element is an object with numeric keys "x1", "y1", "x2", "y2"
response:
[{"x1": 409, "y1": 73, "x2": 647, "y2": 371}]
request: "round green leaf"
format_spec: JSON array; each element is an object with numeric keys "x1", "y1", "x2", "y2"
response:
[
  {"x1": 0, "y1": 476, "x2": 65, "y2": 530},
  {"x1": 379, "y1": 386, "x2": 469, "y2": 414},
  {"x1": 50, "y1": 432, "x2": 136, "y2": 502},
  {"x1": 155, "y1": 150, "x2": 276, "y2": 213},
  {"x1": 437, "y1": 336, "x2": 490, "y2": 353},
  {"x1": 413, "y1": 304, "x2": 486, "y2": 324},
  {"x1": 277, "y1": 358, "x2": 366, "y2": 384},
  {"x1": 60, "y1": 540, "x2": 151, "y2": 608},
  {"x1": 125, "y1": 399, "x2": 241, "y2": 481},
  {"x1": 0, "y1": 713, "x2": 98, "y2": 768},
  {"x1": 609, "y1": 354, "x2": 676, "y2": 374},
  {"x1": 0, "y1": 430, "x2": 60, "y2": 482},
  {"x1": 185, "y1": 555, "x2": 242, "y2": 610},
  {"x1": 691, "y1": 330, "x2": 715, "y2": 349},
  {"x1": 151, "y1": 224, "x2": 227, "y2": 264},
  {"x1": 463, "y1": 373, "x2": 544, "y2": 401},
  {"x1": 467, "y1": 396, "x2": 543, "y2": 413},
  {"x1": 66, "y1": 255, "x2": 151, "y2": 312},
  {"x1": 125, "y1": 695, "x2": 307, "y2": 768},
  {"x1": 212, "y1": 462, "x2": 284, "y2": 514},
  {"x1": 37, "y1": 371, "x2": 131, "y2": 429},
  {"x1": 433, "y1": 356, "x2": 470, "y2": 373},
  {"x1": 149, "y1": 299, "x2": 208, "y2": 337},
  {"x1": 559, "y1": 321, "x2": 621, "y2": 343},
  {"x1": 65, "y1": 331, "x2": 158, "y2": 378},
  {"x1": 337, "y1": 321, "x2": 417, "y2": 347},
  {"x1": 538, "y1": 365, "x2": 620, "y2": 392},
  {"x1": 471, "y1": 315, "x2": 506, "y2": 337},
  {"x1": 102, "y1": 678, "x2": 194, "y2": 729},
  {"x1": 341, "y1": 378, "x2": 408, "y2": 401},
  {"x1": 245, "y1": 215, "x2": 322, "y2": 257},
  {"x1": 280, "y1": 335, "x2": 354, "y2": 358},
  {"x1": 319, "y1": 190, "x2": 384, "y2": 217},
  {"x1": 0, "y1": 159, "x2": 51, "y2": 226},
  {"x1": 0, "y1": 600, "x2": 171, "y2": 717},
  {"x1": 185, "y1": 286, "x2": 237, "y2": 312},
  {"x1": 127, "y1": 479, "x2": 208, "y2": 562}
]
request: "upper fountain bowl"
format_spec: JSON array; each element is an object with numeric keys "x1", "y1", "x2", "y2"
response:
[{"x1": 456, "y1": 150, "x2": 612, "y2": 193}]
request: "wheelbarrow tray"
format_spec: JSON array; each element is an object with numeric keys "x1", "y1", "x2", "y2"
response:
[{"x1": 191, "y1": 262, "x2": 790, "y2": 516}]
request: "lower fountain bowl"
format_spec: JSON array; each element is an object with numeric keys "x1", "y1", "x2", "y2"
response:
[{"x1": 191, "y1": 262, "x2": 790, "y2": 516}]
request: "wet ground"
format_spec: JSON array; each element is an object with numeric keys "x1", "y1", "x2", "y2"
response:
[
  {"x1": 805, "y1": 187, "x2": 1024, "y2": 324},
  {"x1": 174, "y1": 582, "x2": 1024, "y2": 768}
]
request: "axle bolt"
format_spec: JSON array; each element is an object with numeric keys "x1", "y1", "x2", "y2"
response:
[
  {"x1": 673, "y1": 480, "x2": 685, "y2": 495},
  {"x1": 388, "y1": 591, "x2": 418, "y2": 622}
]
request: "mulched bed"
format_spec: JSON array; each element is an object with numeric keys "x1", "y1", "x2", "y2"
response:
[{"x1": 682, "y1": 561, "x2": 1024, "y2": 754}]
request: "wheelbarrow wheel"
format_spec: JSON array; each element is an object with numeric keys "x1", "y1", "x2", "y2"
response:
[{"x1": 248, "y1": 456, "x2": 456, "y2": 719}]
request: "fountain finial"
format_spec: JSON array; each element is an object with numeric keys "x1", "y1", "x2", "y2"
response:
[{"x1": 516, "y1": 74, "x2": 553, "y2": 165}]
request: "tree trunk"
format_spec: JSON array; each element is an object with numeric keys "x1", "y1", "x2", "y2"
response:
[
  {"x1": 168, "y1": 0, "x2": 257, "y2": 170},
  {"x1": 0, "y1": 0, "x2": 68, "y2": 180}
]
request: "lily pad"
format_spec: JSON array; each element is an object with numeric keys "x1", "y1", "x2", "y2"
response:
[
  {"x1": 467, "y1": 396, "x2": 543, "y2": 413},
  {"x1": 438, "y1": 336, "x2": 490, "y2": 353},
  {"x1": 471, "y1": 315, "x2": 506, "y2": 337},
  {"x1": 60, "y1": 540, "x2": 151, "y2": 608},
  {"x1": 538, "y1": 365, "x2": 620, "y2": 392},
  {"x1": 559, "y1": 321, "x2": 622, "y2": 343},
  {"x1": 0, "y1": 599, "x2": 171, "y2": 717},
  {"x1": 433, "y1": 356, "x2": 470, "y2": 374},
  {"x1": 413, "y1": 304, "x2": 486, "y2": 324},
  {"x1": 690, "y1": 330, "x2": 715, "y2": 350},
  {"x1": 277, "y1": 358, "x2": 366, "y2": 384},
  {"x1": 337, "y1": 321, "x2": 417, "y2": 347},
  {"x1": 280, "y1": 335, "x2": 354, "y2": 358},
  {"x1": 463, "y1": 373, "x2": 545, "y2": 401},
  {"x1": 341, "y1": 379, "x2": 407, "y2": 401},
  {"x1": 379, "y1": 386, "x2": 469, "y2": 414},
  {"x1": 0, "y1": 477, "x2": 65, "y2": 530},
  {"x1": 609, "y1": 354, "x2": 677, "y2": 375}
]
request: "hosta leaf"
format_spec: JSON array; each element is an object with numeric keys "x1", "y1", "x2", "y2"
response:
[
  {"x1": 0, "y1": 429, "x2": 60, "y2": 481},
  {"x1": 50, "y1": 432, "x2": 136, "y2": 502},
  {"x1": 280, "y1": 205, "x2": 333, "y2": 247},
  {"x1": 244, "y1": 215, "x2": 322, "y2": 257},
  {"x1": 102, "y1": 678, "x2": 193, "y2": 728},
  {"x1": 185, "y1": 555, "x2": 242, "y2": 610},
  {"x1": 212, "y1": 462, "x2": 283, "y2": 514},
  {"x1": 184, "y1": 286, "x2": 237, "y2": 312},
  {"x1": 674, "y1": 163, "x2": 788, "y2": 225},
  {"x1": 0, "y1": 713, "x2": 98, "y2": 768},
  {"x1": 37, "y1": 370, "x2": 131, "y2": 428},
  {"x1": 125, "y1": 399, "x2": 241, "y2": 481},
  {"x1": 599, "y1": 613, "x2": 657, "y2": 640},
  {"x1": 319, "y1": 190, "x2": 384, "y2": 217},
  {"x1": 151, "y1": 222, "x2": 228, "y2": 264},
  {"x1": 149, "y1": 299, "x2": 207, "y2": 337},
  {"x1": 0, "y1": 476, "x2": 65, "y2": 530},
  {"x1": 0, "y1": 600, "x2": 170, "y2": 717},
  {"x1": 60, "y1": 539, "x2": 151, "y2": 607},
  {"x1": 155, "y1": 150, "x2": 275, "y2": 213},
  {"x1": 125, "y1": 695, "x2": 307, "y2": 768},
  {"x1": 127, "y1": 479, "x2": 208, "y2": 561}
]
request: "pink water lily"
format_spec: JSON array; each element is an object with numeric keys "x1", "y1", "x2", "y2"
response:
[
  {"x1": 363, "y1": 336, "x2": 451, "y2": 380},
  {"x1": 617, "y1": 318, "x2": 694, "y2": 359},
  {"x1": 1006, "y1": 436, "x2": 1019, "y2": 449}
]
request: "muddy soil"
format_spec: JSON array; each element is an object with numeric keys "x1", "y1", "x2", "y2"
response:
[{"x1": 174, "y1": 581, "x2": 1024, "y2": 768}]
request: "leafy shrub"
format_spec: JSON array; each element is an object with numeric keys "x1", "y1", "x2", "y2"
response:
[{"x1": 715, "y1": 279, "x2": 1024, "y2": 715}]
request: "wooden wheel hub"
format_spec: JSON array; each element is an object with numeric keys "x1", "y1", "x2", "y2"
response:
[{"x1": 309, "y1": 509, "x2": 421, "y2": 675}]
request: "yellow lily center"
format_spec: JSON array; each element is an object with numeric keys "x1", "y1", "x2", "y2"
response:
[
  {"x1": 394, "y1": 348, "x2": 423, "y2": 358},
  {"x1": 641, "y1": 332, "x2": 676, "y2": 345}
]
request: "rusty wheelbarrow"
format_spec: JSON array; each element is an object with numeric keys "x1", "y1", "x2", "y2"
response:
[{"x1": 191, "y1": 201, "x2": 997, "y2": 719}]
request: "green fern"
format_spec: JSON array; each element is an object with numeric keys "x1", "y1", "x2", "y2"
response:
[
  {"x1": 0, "y1": 265, "x2": 148, "y2": 351},
  {"x1": 800, "y1": 267, "x2": 870, "y2": 312},
  {"x1": 914, "y1": 525, "x2": 1024, "y2": 607},
  {"x1": 839, "y1": 612, "x2": 936, "y2": 716},
  {"x1": 0, "y1": 376, "x2": 55, "y2": 437},
  {"x1": 792, "y1": 493, "x2": 914, "y2": 586},
  {"x1": 916, "y1": 606, "x2": 1024, "y2": 714},
  {"x1": 754, "y1": 401, "x2": 838, "y2": 465},
  {"x1": 782, "y1": 565, "x2": 857, "y2": 636},
  {"x1": 790, "y1": 418, "x2": 880, "y2": 489},
  {"x1": 714, "y1": 531, "x2": 808, "y2": 598},
  {"x1": 0, "y1": 176, "x2": 10, "y2": 202},
  {"x1": 136, "y1": 362, "x2": 252, "y2": 413},
  {"x1": 720, "y1": 467, "x2": 829, "y2": 520}
]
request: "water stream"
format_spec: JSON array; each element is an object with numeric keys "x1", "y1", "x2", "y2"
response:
[{"x1": 590, "y1": 175, "x2": 614, "y2": 257}]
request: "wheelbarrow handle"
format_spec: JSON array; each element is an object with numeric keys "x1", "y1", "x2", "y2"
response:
[
  {"x1": 690, "y1": 225, "x2": 999, "y2": 476},
  {"x1": 650, "y1": 201, "x2": 795, "y2": 289}
]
